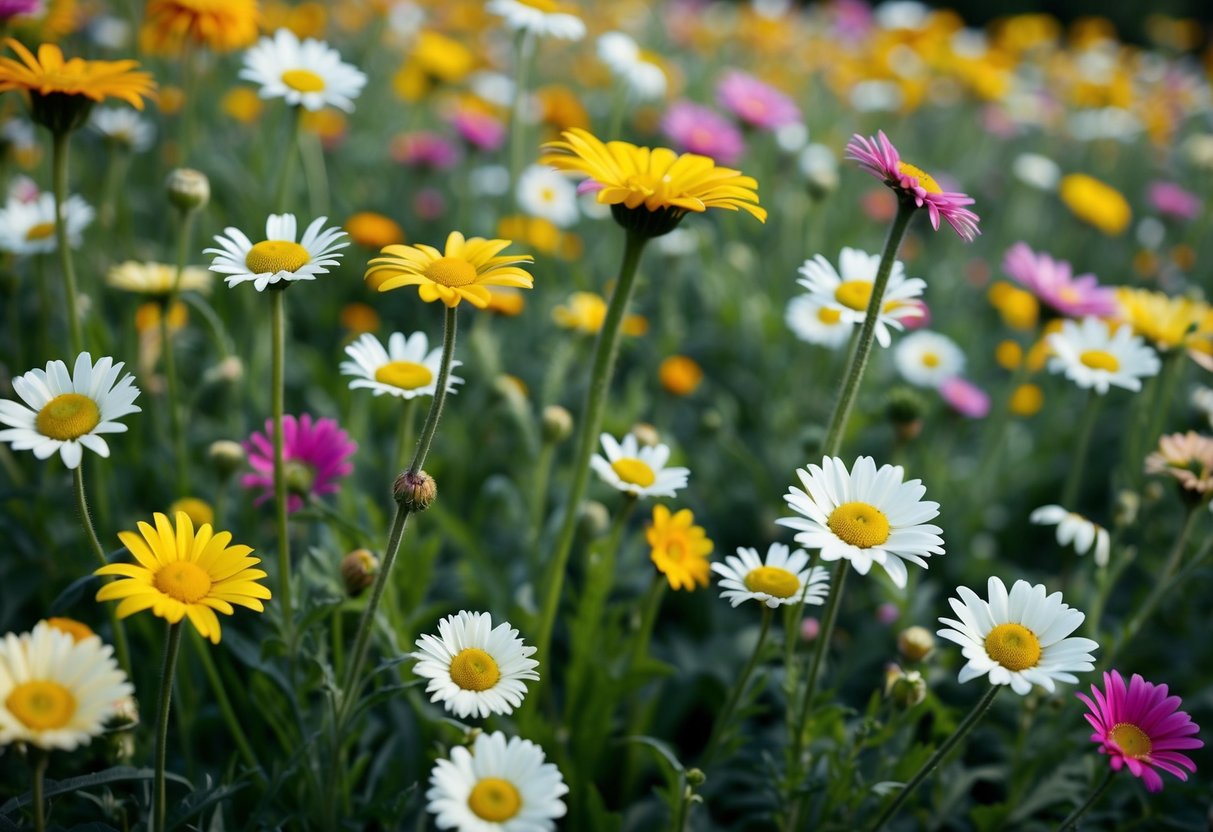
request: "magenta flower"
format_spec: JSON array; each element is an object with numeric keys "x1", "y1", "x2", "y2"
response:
[
  {"x1": 716, "y1": 70, "x2": 800, "y2": 131},
  {"x1": 242, "y1": 414, "x2": 356, "y2": 513},
  {"x1": 939, "y1": 377, "x2": 989, "y2": 418},
  {"x1": 1076, "y1": 670, "x2": 1203, "y2": 793},
  {"x1": 0, "y1": 0, "x2": 41, "y2": 20},
  {"x1": 1002, "y1": 242, "x2": 1118, "y2": 318},
  {"x1": 1147, "y1": 181, "x2": 1202, "y2": 221},
  {"x1": 661, "y1": 100, "x2": 745, "y2": 165},
  {"x1": 390, "y1": 131, "x2": 460, "y2": 171},
  {"x1": 451, "y1": 109, "x2": 506, "y2": 153},
  {"x1": 845, "y1": 131, "x2": 980, "y2": 241}
]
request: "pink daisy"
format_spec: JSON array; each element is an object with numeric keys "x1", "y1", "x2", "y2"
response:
[
  {"x1": 451, "y1": 108, "x2": 506, "y2": 153},
  {"x1": 1076, "y1": 670, "x2": 1203, "y2": 793},
  {"x1": 661, "y1": 100, "x2": 745, "y2": 165},
  {"x1": 1002, "y1": 242, "x2": 1118, "y2": 318},
  {"x1": 1147, "y1": 181, "x2": 1202, "y2": 221},
  {"x1": 716, "y1": 69, "x2": 800, "y2": 131},
  {"x1": 389, "y1": 131, "x2": 461, "y2": 171},
  {"x1": 845, "y1": 130, "x2": 980, "y2": 241},
  {"x1": 939, "y1": 377, "x2": 989, "y2": 419},
  {"x1": 242, "y1": 414, "x2": 357, "y2": 513}
]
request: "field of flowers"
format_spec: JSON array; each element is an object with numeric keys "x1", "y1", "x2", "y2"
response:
[{"x1": 0, "y1": 0, "x2": 1211, "y2": 829}]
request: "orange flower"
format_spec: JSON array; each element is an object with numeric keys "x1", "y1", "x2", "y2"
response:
[{"x1": 141, "y1": 0, "x2": 261, "y2": 55}]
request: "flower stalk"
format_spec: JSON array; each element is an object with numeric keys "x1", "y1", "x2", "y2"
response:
[
  {"x1": 153, "y1": 621, "x2": 185, "y2": 832},
  {"x1": 1061, "y1": 390, "x2": 1103, "y2": 508},
  {"x1": 270, "y1": 287, "x2": 292, "y2": 629},
  {"x1": 74, "y1": 464, "x2": 131, "y2": 677},
  {"x1": 703, "y1": 605, "x2": 773, "y2": 763},
  {"x1": 51, "y1": 130, "x2": 84, "y2": 355},
  {"x1": 1057, "y1": 768, "x2": 1115, "y2": 832}
]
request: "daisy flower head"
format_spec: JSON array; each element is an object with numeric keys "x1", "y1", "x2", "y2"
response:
[
  {"x1": 206, "y1": 213, "x2": 348, "y2": 292},
  {"x1": 590, "y1": 432, "x2": 689, "y2": 499},
  {"x1": 795, "y1": 247, "x2": 925, "y2": 348},
  {"x1": 1002, "y1": 242, "x2": 1118, "y2": 318},
  {"x1": 516, "y1": 164, "x2": 579, "y2": 228},
  {"x1": 894, "y1": 330, "x2": 965, "y2": 388},
  {"x1": 0, "y1": 622, "x2": 132, "y2": 750},
  {"x1": 785, "y1": 295, "x2": 853, "y2": 350},
  {"x1": 141, "y1": 0, "x2": 260, "y2": 54},
  {"x1": 661, "y1": 100, "x2": 746, "y2": 166},
  {"x1": 90, "y1": 107, "x2": 154, "y2": 152},
  {"x1": 1077, "y1": 670, "x2": 1203, "y2": 793},
  {"x1": 1029, "y1": 505, "x2": 1110, "y2": 567},
  {"x1": 487, "y1": 0, "x2": 586, "y2": 41},
  {"x1": 716, "y1": 69, "x2": 801, "y2": 131},
  {"x1": 94, "y1": 511, "x2": 272, "y2": 644},
  {"x1": 427, "y1": 730, "x2": 567, "y2": 830},
  {"x1": 365, "y1": 231, "x2": 535, "y2": 309},
  {"x1": 648, "y1": 504, "x2": 713, "y2": 591},
  {"x1": 412, "y1": 611, "x2": 539, "y2": 719},
  {"x1": 106, "y1": 260, "x2": 212, "y2": 296},
  {"x1": 0, "y1": 189, "x2": 93, "y2": 255},
  {"x1": 0, "y1": 353, "x2": 140, "y2": 469},
  {"x1": 937, "y1": 576, "x2": 1098, "y2": 695},
  {"x1": 711, "y1": 543, "x2": 829, "y2": 608},
  {"x1": 597, "y1": 32, "x2": 667, "y2": 101},
  {"x1": 240, "y1": 29, "x2": 368, "y2": 112},
  {"x1": 1046, "y1": 317, "x2": 1161, "y2": 395},
  {"x1": 776, "y1": 456, "x2": 943, "y2": 589},
  {"x1": 341, "y1": 331, "x2": 464, "y2": 400},
  {"x1": 242, "y1": 414, "x2": 356, "y2": 513},
  {"x1": 1114, "y1": 288, "x2": 1213, "y2": 362},
  {"x1": 1145, "y1": 431, "x2": 1213, "y2": 497},
  {"x1": 845, "y1": 130, "x2": 980, "y2": 241}
]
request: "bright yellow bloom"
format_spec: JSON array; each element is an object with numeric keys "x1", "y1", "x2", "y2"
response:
[
  {"x1": 392, "y1": 31, "x2": 475, "y2": 101},
  {"x1": 140, "y1": 0, "x2": 260, "y2": 55},
  {"x1": 366, "y1": 231, "x2": 534, "y2": 309},
  {"x1": 1009, "y1": 383, "x2": 1043, "y2": 417},
  {"x1": 221, "y1": 87, "x2": 264, "y2": 123},
  {"x1": 552, "y1": 291, "x2": 647, "y2": 336},
  {"x1": 168, "y1": 496, "x2": 214, "y2": 528},
  {"x1": 94, "y1": 512, "x2": 271, "y2": 644},
  {"x1": 1115, "y1": 287, "x2": 1213, "y2": 358},
  {"x1": 1059, "y1": 173, "x2": 1131, "y2": 236},
  {"x1": 346, "y1": 212, "x2": 405, "y2": 249},
  {"x1": 659, "y1": 355, "x2": 704, "y2": 396},
  {"x1": 987, "y1": 281, "x2": 1039, "y2": 331},
  {"x1": 647, "y1": 504, "x2": 713, "y2": 591},
  {"x1": 339, "y1": 302, "x2": 381, "y2": 334}
]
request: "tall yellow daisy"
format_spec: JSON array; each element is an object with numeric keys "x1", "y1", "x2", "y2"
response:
[
  {"x1": 94, "y1": 511, "x2": 271, "y2": 644},
  {"x1": 141, "y1": 0, "x2": 261, "y2": 55},
  {"x1": 365, "y1": 231, "x2": 535, "y2": 309},
  {"x1": 647, "y1": 504, "x2": 713, "y2": 591}
]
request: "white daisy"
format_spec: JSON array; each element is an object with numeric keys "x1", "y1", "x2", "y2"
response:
[
  {"x1": 427, "y1": 730, "x2": 568, "y2": 831},
  {"x1": 590, "y1": 432, "x2": 689, "y2": 499},
  {"x1": 106, "y1": 260, "x2": 213, "y2": 296},
  {"x1": 516, "y1": 164, "x2": 579, "y2": 228},
  {"x1": 795, "y1": 247, "x2": 926, "y2": 348},
  {"x1": 785, "y1": 294, "x2": 853, "y2": 350},
  {"x1": 597, "y1": 31, "x2": 667, "y2": 101},
  {"x1": 340, "y1": 331, "x2": 464, "y2": 400},
  {"x1": 1029, "y1": 505, "x2": 1110, "y2": 567},
  {"x1": 90, "y1": 107, "x2": 155, "y2": 152},
  {"x1": 0, "y1": 191, "x2": 94, "y2": 255},
  {"x1": 206, "y1": 213, "x2": 348, "y2": 292},
  {"x1": 776, "y1": 456, "x2": 944, "y2": 589},
  {"x1": 0, "y1": 621, "x2": 132, "y2": 750},
  {"x1": 937, "y1": 576, "x2": 1099, "y2": 696},
  {"x1": 240, "y1": 28, "x2": 368, "y2": 113},
  {"x1": 487, "y1": 0, "x2": 586, "y2": 41},
  {"x1": 412, "y1": 611, "x2": 539, "y2": 719},
  {"x1": 711, "y1": 543, "x2": 830, "y2": 608},
  {"x1": 1046, "y1": 317, "x2": 1161, "y2": 395},
  {"x1": 0, "y1": 353, "x2": 141, "y2": 469},
  {"x1": 894, "y1": 330, "x2": 965, "y2": 388},
  {"x1": 1012, "y1": 153, "x2": 1061, "y2": 192}
]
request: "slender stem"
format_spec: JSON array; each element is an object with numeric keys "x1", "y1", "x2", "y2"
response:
[
  {"x1": 868, "y1": 685, "x2": 1000, "y2": 831},
  {"x1": 51, "y1": 130, "x2": 83, "y2": 355},
  {"x1": 274, "y1": 107, "x2": 302, "y2": 214},
  {"x1": 30, "y1": 749, "x2": 47, "y2": 832},
  {"x1": 671, "y1": 778, "x2": 691, "y2": 832},
  {"x1": 703, "y1": 606, "x2": 773, "y2": 763},
  {"x1": 270, "y1": 289, "x2": 292, "y2": 629},
  {"x1": 507, "y1": 30, "x2": 537, "y2": 201},
  {"x1": 153, "y1": 622, "x2": 184, "y2": 832},
  {"x1": 164, "y1": 210, "x2": 195, "y2": 495},
  {"x1": 98, "y1": 145, "x2": 129, "y2": 229},
  {"x1": 300, "y1": 131, "x2": 329, "y2": 217},
  {"x1": 394, "y1": 396, "x2": 420, "y2": 475},
  {"x1": 527, "y1": 439, "x2": 556, "y2": 553},
  {"x1": 630, "y1": 576, "x2": 667, "y2": 669},
  {"x1": 1061, "y1": 391, "x2": 1103, "y2": 509},
  {"x1": 1057, "y1": 769, "x2": 1115, "y2": 832},
  {"x1": 789, "y1": 562, "x2": 847, "y2": 764},
  {"x1": 190, "y1": 630, "x2": 264, "y2": 784},
  {"x1": 74, "y1": 464, "x2": 131, "y2": 676}
]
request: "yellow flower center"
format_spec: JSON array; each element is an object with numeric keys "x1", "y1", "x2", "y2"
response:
[
  {"x1": 834, "y1": 280, "x2": 874, "y2": 312},
  {"x1": 245, "y1": 240, "x2": 311, "y2": 274},
  {"x1": 25, "y1": 221, "x2": 56, "y2": 241},
  {"x1": 897, "y1": 161, "x2": 942, "y2": 194},
  {"x1": 1110, "y1": 722, "x2": 1152, "y2": 759},
  {"x1": 744, "y1": 565, "x2": 800, "y2": 598},
  {"x1": 448, "y1": 647, "x2": 500, "y2": 691},
  {"x1": 374, "y1": 361, "x2": 433, "y2": 391},
  {"x1": 6, "y1": 681, "x2": 76, "y2": 730},
  {"x1": 611, "y1": 457, "x2": 656, "y2": 488},
  {"x1": 983, "y1": 623, "x2": 1041, "y2": 671},
  {"x1": 540, "y1": 186, "x2": 556, "y2": 203},
  {"x1": 817, "y1": 306, "x2": 842, "y2": 324},
  {"x1": 424, "y1": 256, "x2": 478, "y2": 287},
  {"x1": 467, "y1": 777, "x2": 522, "y2": 823},
  {"x1": 36, "y1": 393, "x2": 101, "y2": 441},
  {"x1": 827, "y1": 502, "x2": 891, "y2": 548},
  {"x1": 281, "y1": 68, "x2": 327, "y2": 93},
  {"x1": 1079, "y1": 349, "x2": 1120, "y2": 372},
  {"x1": 921, "y1": 351, "x2": 941, "y2": 368},
  {"x1": 154, "y1": 561, "x2": 213, "y2": 604}
]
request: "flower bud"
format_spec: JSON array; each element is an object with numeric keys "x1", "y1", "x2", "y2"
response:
[
  {"x1": 631, "y1": 422, "x2": 660, "y2": 448},
  {"x1": 577, "y1": 500, "x2": 611, "y2": 539},
  {"x1": 685, "y1": 768, "x2": 706, "y2": 787},
  {"x1": 208, "y1": 440, "x2": 245, "y2": 480},
  {"x1": 394, "y1": 470, "x2": 437, "y2": 511},
  {"x1": 886, "y1": 387, "x2": 926, "y2": 441},
  {"x1": 166, "y1": 167, "x2": 210, "y2": 213},
  {"x1": 884, "y1": 665, "x2": 926, "y2": 709},
  {"x1": 341, "y1": 549, "x2": 379, "y2": 597},
  {"x1": 541, "y1": 405, "x2": 573, "y2": 443},
  {"x1": 897, "y1": 625, "x2": 936, "y2": 662}
]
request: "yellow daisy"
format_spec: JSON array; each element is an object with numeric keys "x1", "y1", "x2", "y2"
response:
[
  {"x1": 646, "y1": 504, "x2": 713, "y2": 591},
  {"x1": 140, "y1": 0, "x2": 261, "y2": 55},
  {"x1": 365, "y1": 231, "x2": 534, "y2": 309},
  {"x1": 94, "y1": 511, "x2": 271, "y2": 644},
  {"x1": 1115, "y1": 287, "x2": 1213, "y2": 363},
  {"x1": 1059, "y1": 173, "x2": 1131, "y2": 236}
]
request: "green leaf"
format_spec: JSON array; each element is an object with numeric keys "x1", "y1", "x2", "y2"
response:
[{"x1": 0, "y1": 766, "x2": 191, "y2": 814}]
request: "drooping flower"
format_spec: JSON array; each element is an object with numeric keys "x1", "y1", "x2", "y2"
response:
[
  {"x1": 0, "y1": 189, "x2": 93, "y2": 254},
  {"x1": 716, "y1": 69, "x2": 801, "y2": 131},
  {"x1": 711, "y1": 543, "x2": 829, "y2": 608},
  {"x1": 340, "y1": 331, "x2": 464, "y2": 400},
  {"x1": 240, "y1": 29, "x2": 367, "y2": 113},
  {"x1": 141, "y1": 0, "x2": 260, "y2": 54},
  {"x1": 1046, "y1": 317, "x2": 1161, "y2": 395},
  {"x1": 794, "y1": 247, "x2": 926, "y2": 349},
  {"x1": 894, "y1": 330, "x2": 965, "y2": 388},
  {"x1": 1029, "y1": 505, "x2": 1110, "y2": 566},
  {"x1": 661, "y1": 100, "x2": 745, "y2": 165},
  {"x1": 648, "y1": 504, "x2": 713, "y2": 591},
  {"x1": 366, "y1": 231, "x2": 535, "y2": 309},
  {"x1": 591, "y1": 432, "x2": 689, "y2": 499},
  {"x1": 1145, "y1": 431, "x2": 1213, "y2": 497},
  {"x1": 487, "y1": 0, "x2": 585, "y2": 40},
  {"x1": 206, "y1": 213, "x2": 348, "y2": 292},
  {"x1": 241, "y1": 414, "x2": 356, "y2": 513},
  {"x1": 1002, "y1": 242, "x2": 1118, "y2": 318}
]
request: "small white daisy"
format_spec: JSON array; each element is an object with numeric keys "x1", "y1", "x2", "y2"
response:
[
  {"x1": 785, "y1": 294, "x2": 854, "y2": 350},
  {"x1": 795, "y1": 247, "x2": 926, "y2": 348},
  {"x1": 340, "y1": 331, "x2": 464, "y2": 400},
  {"x1": 1029, "y1": 505, "x2": 1110, "y2": 567},
  {"x1": 240, "y1": 28, "x2": 368, "y2": 112},
  {"x1": 597, "y1": 31, "x2": 667, "y2": 101},
  {"x1": 937, "y1": 576, "x2": 1099, "y2": 695},
  {"x1": 0, "y1": 622, "x2": 132, "y2": 750},
  {"x1": 776, "y1": 456, "x2": 944, "y2": 589},
  {"x1": 894, "y1": 330, "x2": 965, "y2": 388},
  {"x1": 1046, "y1": 317, "x2": 1161, "y2": 395},
  {"x1": 487, "y1": 0, "x2": 586, "y2": 41},
  {"x1": 206, "y1": 213, "x2": 348, "y2": 292},
  {"x1": 711, "y1": 543, "x2": 830, "y2": 608},
  {"x1": 412, "y1": 611, "x2": 539, "y2": 719},
  {"x1": 0, "y1": 353, "x2": 141, "y2": 469},
  {"x1": 427, "y1": 730, "x2": 568, "y2": 831},
  {"x1": 590, "y1": 432, "x2": 689, "y2": 499},
  {"x1": 0, "y1": 191, "x2": 93, "y2": 255},
  {"x1": 106, "y1": 260, "x2": 213, "y2": 296},
  {"x1": 516, "y1": 164, "x2": 579, "y2": 228},
  {"x1": 1011, "y1": 153, "x2": 1061, "y2": 192},
  {"x1": 90, "y1": 107, "x2": 155, "y2": 152}
]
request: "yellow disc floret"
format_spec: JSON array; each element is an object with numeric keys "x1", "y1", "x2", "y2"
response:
[
  {"x1": 154, "y1": 561, "x2": 213, "y2": 605},
  {"x1": 611, "y1": 458, "x2": 656, "y2": 488},
  {"x1": 983, "y1": 622, "x2": 1041, "y2": 671},
  {"x1": 897, "y1": 161, "x2": 942, "y2": 194},
  {"x1": 245, "y1": 240, "x2": 311, "y2": 274},
  {"x1": 424, "y1": 256, "x2": 478, "y2": 287},
  {"x1": 1110, "y1": 722, "x2": 1152, "y2": 759},
  {"x1": 744, "y1": 566, "x2": 800, "y2": 598},
  {"x1": 1079, "y1": 349, "x2": 1120, "y2": 372},
  {"x1": 36, "y1": 393, "x2": 101, "y2": 441},
  {"x1": 375, "y1": 361, "x2": 433, "y2": 390},
  {"x1": 834, "y1": 280, "x2": 874, "y2": 312},
  {"x1": 281, "y1": 68, "x2": 326, "y2": 93},
  {"x1": 449, "y1": 647, "x2": 500, "y2": 692},
  {"x1": 827, "y1": 502, "x2": 891, "y2": 548},
  {"x1": 467, "y1": 777, "x2": 522, "y2": 822},
  {"x1": 6, "y1": 681, "x2": 76, "y2": 730}
]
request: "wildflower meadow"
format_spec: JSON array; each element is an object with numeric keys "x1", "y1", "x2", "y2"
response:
[{"x1": 1, "y1": 0, "x2": 1212, "y2": 829}]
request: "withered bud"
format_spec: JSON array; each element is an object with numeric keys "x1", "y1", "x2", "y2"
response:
[{"x1": 394, "y1": 470, "x2": 437, "y2": 511}]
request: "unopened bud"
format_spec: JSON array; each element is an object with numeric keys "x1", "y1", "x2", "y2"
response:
[
  {"x1": 686, "y1": 768, "x2": 706, "y2": 787},
  {"x1": 208, "y1": 440, "x2": 245, "y2": 480},
  {"x1": 541, "y1": 405, "x2": 573, "y2": 443},
  {"x1": 897, "y1": 625, "x2": 936, "y2": 662},
  {"x1": 887, "y1": 387, "x2": 926, "y2": 442},
  {"x1": 631, "y1": 422, "x2": 660, "y2": 448},
  {"x1": 108, "y1": 694, "x2": 140, "y2": 730},
  {"x1": 341, "y1": 549, "x2": 379, "y2": 596},
  {"x1": 394, "y1": 470, "x2": 437, "y2": 510},
  {"x1": 166, "y1": 167, "x2": 210, "y2": 212},
  {"x1": 1114, "y1": 490, "x2": 1140, "y2": 527},
  {"x1": 885, "y1": 665, "x2": 927, "y2": 709},
  {"x1": 577, "y1": 500, "x2": 611, "y2": 538}
]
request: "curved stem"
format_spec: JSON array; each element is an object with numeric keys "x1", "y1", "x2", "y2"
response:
[
  {"x1": 270, "y1": 289, "x2": 292, "y2": 630},
  {"x1": 74, "y1": 464, "x2": 131, "y2": 677},
  {"x1": 1057, "y1": 769, "x2": 1115, "y2": 832},
  {"x1": 703, "y1": 606, "x2": 773, "y2": 763},
  {"x1": 51, "y1": 130, "x2": 83, "y2": 355},
  {"x1": 1061, "y1": 391, "x2": 1103, "y2": 509},
  {"x1": 164, "y1": 210, "x2": 195, "y2": 495},
  {"x1": 153, "y1": 622, "x2": 184, "y2": 832},
  {"x1": 30, "y1": 749, "x2": 47, "y2": 832},
  {"x1": 788, "y1": 562, "x2": 847, "y2": 766}
]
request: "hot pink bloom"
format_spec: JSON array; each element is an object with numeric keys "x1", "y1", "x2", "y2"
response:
[
  {"x1": 900, "y1": 299, "x2": 931, "y2": 330},
  {"x1": 242, "y1": 414, "x2": 356, "y2": 513},
  {"x1": 939, "y1": 377, "x2": 989, "y2": 419},
  {"x1": 661, "y1": 100, "x2": 745, "y2": 165},
  {"x1": 390, "y1": 131, "x2": 460, "y2": 171},
  {"x1": 1147, "y1": 181, "x2": 1202, "y2": 221},
  {"x1": 716, "y1": 70, "x2": 800, "y2": 131},
  {"x1": 0, "y1": 0, "x2": 41, "y2": 20},
  {"x1": 451, "y1": 109, "x2": 506, "y2": 153},
  {"x1": 845, "y1": 131, "x2": 980, "y2": 241},
  {"x1": 1077, "y1": 670, "x2": 1202, "y2": 793},
  {"x1": 1002, "y1": 242, "x2": 1118, "y2": 318}
]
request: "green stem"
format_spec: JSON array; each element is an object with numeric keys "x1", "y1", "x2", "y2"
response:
[
  {"x1": 1061, "y1": 391, "x2": 1103, "y2": 509},
  {"x1": 98, "y1": 145, "x2": 130, "y2": 229},
  {"x1": 1057, "y1": 769, "x2": 1115, "y2": 832},
  {"x1": 670, "y1": 778, "x2": 692, "y2": 832},
  {"x1": 74, "y1": 464, "x2": 131, "y2": 677},
  {"x1": 270, "y1": 289, "x2": 292, "y2": 630},
  {"x1": 164, "y1": 210, "x2": 196, "y2": 496},
  {"x1": 868, "y1": 685, "x2": 1001, "y2": 831},
  {"x1": 703, "y1": 606, "x2": 773, "y2": 763},
  {"x1": 153, "y1": 622, "x2": 184, "y2": 832},
  {"x1": 190, "y1": 630, "x2": 264, "y2": 784},
  {"x1": 507, "y1": 30, "x2": 537, "y2": 202},
  {"x1": 527, "y1": 439, "x2": 556, "y2": 555},
  {"x1": 395, "y1": 396, "x2": 420, "y2": 475},
  {"x1": 788, "y1": 562, "x2": 847, "y2": 765},
  {"x1": 51, "y1": 130, "x2": 83, "y2": 355},
  {"x1": 630, "y1": 576, "x2": 667, "y2": 669},
  {"x1": 30, "y1": 749, "x2": 47, "y2": 832},
  {"x1": 274, "y1": 107, "x2": 302, "y2": 214},
  {"x1": 300, "y1": 131, "x2": 329, "y2": 217}
]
